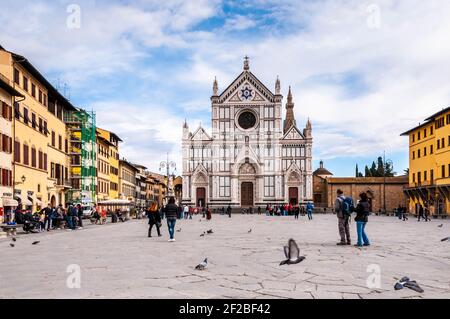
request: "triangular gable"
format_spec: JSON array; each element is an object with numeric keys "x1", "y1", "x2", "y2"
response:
[
  {"x1": 190, "y1": 126, "x2": 212, "y2": 141},
  {"x1": 282, "y1": 125, "x2": 305, "y2": 140},
  {"x1": 285, "y1": 161, "x2": 302, "y2": 179},
  {"x1": 192, "y1": 163, "x2": 209, "y2": 183},
  {"x1": 219, "y1": 71, "x2": 275, "y2": 103}
]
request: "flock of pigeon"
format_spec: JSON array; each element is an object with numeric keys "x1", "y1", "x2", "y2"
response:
[{"x1": 8, "y1": 237, "x2": 40, "y2": 248}]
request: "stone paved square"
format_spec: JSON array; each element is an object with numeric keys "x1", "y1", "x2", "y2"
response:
[{"x1": 1, "y1": 214, "x2": 449, "y2": 299}]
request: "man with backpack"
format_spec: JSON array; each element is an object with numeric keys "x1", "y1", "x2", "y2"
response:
[{"x1": 334, "y1": 189, "x2": 353, "y2": 246}]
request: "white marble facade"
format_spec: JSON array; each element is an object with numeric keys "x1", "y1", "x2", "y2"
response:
[{"x1": 182, "y1": 58, "x2": 313, "y2": 208}]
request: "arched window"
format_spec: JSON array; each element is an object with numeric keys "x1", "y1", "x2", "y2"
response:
[{"x1": 23, "y1": 143, "x2": 29, "y2": 166}]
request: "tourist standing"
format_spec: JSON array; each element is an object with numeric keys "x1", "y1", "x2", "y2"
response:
[
  {"x1": 424, "y1": 203, "x2": 431, "y2": 222},
  {"x1": 147, "y1": 202, "x2": 162, "y2": 238},
  {"x1": 43, "y1": 203, "x2": 53, "y2": 231},
  {"x1": 306, "y1": 202, "x2": 314, "y2": 220},
  {"x1": 354, "y1": 193, "x2": 370, "y2": 247},
  {"x1": 164, "y1": 197, "x2": 179, "y2": 242},
  {"x1": 183, "y1": 204, "x2": 189, "y2": 219},
  {"x1": 335, "y1": 189, "x2": 352, "y2": 246},
  {"x1": 294, "y1": 205, "x2": 300, "y2": 219}
]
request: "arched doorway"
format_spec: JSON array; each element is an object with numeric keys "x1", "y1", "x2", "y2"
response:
[
  {"x1": 196, "y1": 188, "x2": 206, "y2": 208},
  {"x1": 239, "y1": 163, "x2": 256, "y2": 207},
  {"x1": 51, "y1": 195, "x2": 56, "y2": 208}
]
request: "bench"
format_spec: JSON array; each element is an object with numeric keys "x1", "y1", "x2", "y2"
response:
[{"x1": 0, "y1": 224, "x2": 22, "y2": 237}]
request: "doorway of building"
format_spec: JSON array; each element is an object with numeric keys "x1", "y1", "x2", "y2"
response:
[
  {"x1": 51, "y1": 195, "x2": 56, "y2": 208},
  {"x1": 196, "y1": 188, "x2": 206, "y2": 208},
  {"x1": 241, "y1": 182, "x2": 254, "y2": 207},
  {"x1": 289, "y1": 187, "x2": 299, "y2": 205}
]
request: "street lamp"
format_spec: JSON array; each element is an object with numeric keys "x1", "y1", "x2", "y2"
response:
[
  {"x1": 383, "y1": 151, "x2": 393, "y2": 213},
  {"x1": 159, "y1": 153, "x2": 177, "y2": 202},
  {"x1": 15, "y1": 175, "x2": 26, "y2": 186}
]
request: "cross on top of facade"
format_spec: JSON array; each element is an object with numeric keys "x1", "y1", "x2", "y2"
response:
[{"x1": 244, "y1": 55, "x2": 250, "y2": 71}]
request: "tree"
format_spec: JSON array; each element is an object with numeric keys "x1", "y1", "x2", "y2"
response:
[
  {"x1": 355, "y1": 164, "x2": 359, "y2": 178},
  {"x1": 376, "y1": 157, "x2": 384, "y2": 177},
  {"x1": 365, "y1": 165, "x2": 371, "y2": 177},
  {"x1": 370, "y1": 161, "x2": 378, "y2": 177}
]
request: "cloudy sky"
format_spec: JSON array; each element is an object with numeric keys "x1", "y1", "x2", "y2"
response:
[{"x1": 1, "y1": 0, "x2": 449, "y2": 176}]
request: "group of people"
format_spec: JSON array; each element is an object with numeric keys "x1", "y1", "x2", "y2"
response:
[
  {"x1": 264, "y1": 203, "x2": 314, "y2": 220},
  {"x1": 334, "y1": 189, "x2": 371, "y2": 248},
  {"x1": 14, "y1": 203, "x2": 85, "y2": 232},
  {"x1": 146, "y1": 197, "x2": 180, "y2": 242},
  {"x1": 416, "y1": 203, "x2": 432, "y2": 222}
]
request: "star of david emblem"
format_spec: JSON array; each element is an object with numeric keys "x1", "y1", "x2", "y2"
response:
[{"x1": 241, "y1": 86, "x2": 253, "y2": 100}]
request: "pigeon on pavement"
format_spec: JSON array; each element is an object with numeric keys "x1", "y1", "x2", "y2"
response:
[
  {"x1": 207, "y1": 229, "x2": 213, "y2": 234},
  {"x1": 12, "y1": 237, "x2": 17, "y2": 242},
  {"x1": 441, "y1": 237, "x2": 450, "y2": 242},
  {"x1": 279, "y1": 239, "x2": 306, "y2": 266},
  {"x1": 248, "y1": 229, "x2": 252, "y2": 233},
  {"x1": 394, "y1": 277, "x2": 424, "y2": 293},
  {"x1": 32, "y1": 241, "x2": 40, "y2": 245},
  {"x1": 177, "y1": 228, "x2": 182, "y2": 232},
  {"x1": 195, "y1": 258, "x2": 208, "y2": 270},
  {"x1": 438, "y1": 224, "x2": 443, "y2": 228},
  {"x1": 200, "y1": 233, "x2": 205, "y2": 237},
  {"x1": 9, "y1": 243, "x2": 15, "y2": 248}
]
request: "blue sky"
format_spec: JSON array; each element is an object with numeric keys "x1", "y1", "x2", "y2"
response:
[{"x1": 1, "y1": 0, "x2": 450, "y2": 176}]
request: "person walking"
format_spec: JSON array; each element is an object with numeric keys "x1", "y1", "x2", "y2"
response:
[
  {"x1": 335, "y1": 189, "x2": 352, "y2": 246},
  {"x1": 147, "y1": 202, "x2": 162, "y2": 238},
  {"x1": 306, "y1": 202, "x2": 314, "y2": 220},
  {"x1": 417, "y1": 204, "x2": 425, "y2": 222},
  {"x1": 354, "y1": 193, "x2": 370, "y2": 247},
  {"x1": 76, "y1": 204, "x2": 84, "y2": 229},
  {"x1": 164, "y1": 197, "x2": 179, "y2": 242},
  {"x1": 206, "y1": 207, "x2": 212, "y2": 221},
  {"x1": 294, "y1": 205, "x2": 300, "y2": 219},
  {"x1": 424, "y1": 203, "x2": 431, "y2": 222},
  {"x1": 402, "y1": 206, "x2": 408, "y2": 221},
  {"x1": 227, "y1": 205, "x2": 232, "y2": 218}
]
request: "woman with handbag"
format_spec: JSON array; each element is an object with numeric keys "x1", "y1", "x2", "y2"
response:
[
  {"x1": 354, "y1": 193, "x2": 371, "y2": 247},
  {"x1": 147, "y1": 202, "x2": 162, "y2": 238}
]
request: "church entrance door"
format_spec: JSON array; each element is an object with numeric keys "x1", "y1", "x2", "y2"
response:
[
  {"x1": 241, "y1": 182, "x2": 254, "y2": 207},
  {"x1": 196, "y1": 188, "x2": 206, "y2": 208},
  {"x1": 289, "y1": 187, "x2": 298, "y2": 205}
]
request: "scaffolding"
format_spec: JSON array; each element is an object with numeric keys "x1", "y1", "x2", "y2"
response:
[{"x1": 64, "y1": 109, "x2": 97, "y2": 205}]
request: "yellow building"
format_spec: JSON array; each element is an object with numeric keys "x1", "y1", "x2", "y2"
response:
[
  {"x1": 96, "y1": 132, "x2": 112, "y2": 201},
  {"x1": 97, "y1": 128, "x2": 122, "y2": 199},
  {"x1": 0, "y1": 46, "x2": 76, "y2": 211},
  {"x1": 119, "y1": 159, "x2": 137, "y2": 202},
  {"x1": 0, "y1": 74, "x2": 23, "y2": 223},
  {"x1": 401, "y1": 106, "x2": 450, "y2": 216}
]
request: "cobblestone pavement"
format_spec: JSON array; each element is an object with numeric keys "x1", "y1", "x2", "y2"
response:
[{"x1": 1, "y1": 214, "x2": 449, "y2": 299}]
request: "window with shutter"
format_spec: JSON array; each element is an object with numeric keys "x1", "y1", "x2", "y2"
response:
[{"x1": 14, "y1": 140, "x2": 20, "y2": 162}]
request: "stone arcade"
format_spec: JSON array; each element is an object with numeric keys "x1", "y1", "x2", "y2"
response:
[{"x1": 182, "y1": 58, "x2": 313, "y2": 208}]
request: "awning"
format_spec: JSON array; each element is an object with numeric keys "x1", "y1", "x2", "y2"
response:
[
  {"x1": 28, "y1": 194, "x2": 43, "y2": 207},
  {"x1": 2, "y1": 197, "x2": 19, "y2": 207},
  {"x1": 15, "y1": 194, "x2": 32, "y2": 206}
]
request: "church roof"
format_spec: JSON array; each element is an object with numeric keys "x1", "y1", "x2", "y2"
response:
[
  {"x1": 216, "y1": 58, "x2": 276, "y2": 103},
  {"x1": 314, "y1": 167, "x2": 333, "y2": 176}
]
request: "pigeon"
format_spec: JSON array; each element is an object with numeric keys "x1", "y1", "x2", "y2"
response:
[
  {"x1": 441, "y1": 237, "x2": 450, "y2": 242},
  {"x1": 195, "y1": 258, "x2": 208, "y2": 270},
  {"x1": 200, "y1": 233, "x2": 205, "y2": 237},
  {"x1": 248, "y1": 229, "x2": 252, "y2": 233},
  {"x1": 32, "y1": 241, "x2": 40, "y2": 245},
  {"x1": 12, "y1": 237, "x2": 17, "y2": 242},
  {"x1": 176, "y1": 228, "x2": 182, "y2": 232},
  {"x1": 394, "y1": 277, "x2": 424, "y2": 293},
  {"x1": 438, "y1": 224, "x2": 443, "y2": 228},
  {"x1": 9, "y1": 243, "x2": 15, "y2": 248},
  {"x1": 279, "y1": 239, "x2": 306, "y2": 266},
  {"x1": 207, "y1": 229, "x2": 214, "y2": 234}
]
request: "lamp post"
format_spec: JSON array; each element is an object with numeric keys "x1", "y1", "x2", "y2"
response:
[
  {"x1": 383, "y1": 151, "x2": 393, "y2": 213},
  {"x1": 159, "y1": 153, "x2": 177, "y2": 204}
]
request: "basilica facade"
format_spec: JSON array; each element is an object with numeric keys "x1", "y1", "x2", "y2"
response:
[{"x1": 181, "y1": 58, "x2": 313, "y2": 208}]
